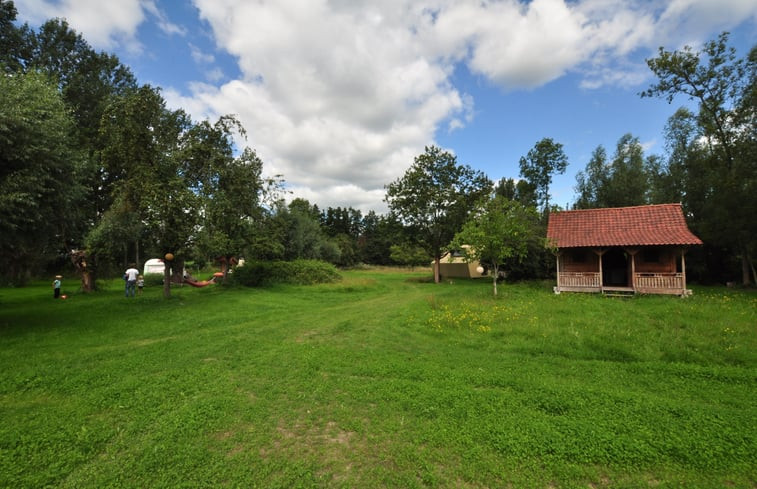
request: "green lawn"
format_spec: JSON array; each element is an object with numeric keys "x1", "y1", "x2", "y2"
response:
[{"x1": 1, "y1": 269, "x2": 755, "y2": 488}]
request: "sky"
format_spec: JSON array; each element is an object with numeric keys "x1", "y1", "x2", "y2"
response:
[{"x1": 13, "y1": 0, "x2": 757, "y2": 213}]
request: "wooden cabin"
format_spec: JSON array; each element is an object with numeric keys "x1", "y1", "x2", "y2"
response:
[{"x1": 546, "y1": 204, "x2": 703, "y2": 296}]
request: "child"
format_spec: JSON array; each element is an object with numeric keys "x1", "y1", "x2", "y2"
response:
[
  {"x1": 53, "y1": 275, "x2": 62, "y2": 299},
  {"x1": 137, "y1": 275, "x2": 144, "y2": 295}
]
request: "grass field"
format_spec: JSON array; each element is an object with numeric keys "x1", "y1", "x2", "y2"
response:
[{"x1": 0, "y1": 269, "x2": 755, "y2": 488}]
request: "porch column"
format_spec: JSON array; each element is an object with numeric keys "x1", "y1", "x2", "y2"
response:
[
  {"x1": 631, "y1": 252, "x2": 636, "y2": 291},
  {"x1": 555, "y1": 252, "x2": 561, "y2": 292},
  {"x1": 593, "y1": 248, "x2": 606, "y2": 290},
  {"x1": 626, "y1": 248, "x2": 639, "y2": 292},
  {"x1": 681, "y1": 248, "x2": 687, "y2": 294}
]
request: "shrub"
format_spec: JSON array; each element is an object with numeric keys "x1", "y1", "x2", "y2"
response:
[
  {"x1": 231, "y1": 260, "x2": 341, "y2": 287},
  {"x1": 143, "y1": 274, "x2": 165, "y2": 287}
]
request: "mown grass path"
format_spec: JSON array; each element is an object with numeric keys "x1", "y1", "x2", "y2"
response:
[{"x1": 1, "y1": 270, "x2": 755, "y2": 488}]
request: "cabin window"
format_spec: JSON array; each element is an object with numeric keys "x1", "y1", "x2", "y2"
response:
[{"x1": 642, "y1": 249, "x2": 660, "y2": 263}]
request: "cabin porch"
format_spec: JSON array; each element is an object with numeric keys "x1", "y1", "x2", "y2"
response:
[{"x1": 554, "y1": 246, "x2": 692, "y2": 296}]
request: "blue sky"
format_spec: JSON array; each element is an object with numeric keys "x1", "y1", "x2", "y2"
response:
[{"x1": 14, "y1": 0, "x2": 757, "y2": 213}]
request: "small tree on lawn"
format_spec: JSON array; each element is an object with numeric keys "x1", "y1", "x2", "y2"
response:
[
  {"x1": 450, "y1": 196, "x2": 538, "y2": 296},
  {"x1": 385, "y1": 145, "x2": 491, "y2": 283}
]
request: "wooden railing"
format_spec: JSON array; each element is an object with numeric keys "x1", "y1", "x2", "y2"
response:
[
  {"x1": 634, "y1": 273, "x2": 683, "y2": 291},
  {"x1": 559, "y1": 272, "x2": 600, "y2": 288}
]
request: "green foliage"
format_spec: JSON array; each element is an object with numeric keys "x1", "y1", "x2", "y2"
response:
[
  {"x1": 574, "y1": 134, "x2": 652, "y2": 209},
  {"x1": 0, "y1": 69, "x2": 83, "y2": 283},
  {"x1": 0, "y1": 272, "x2": 754, "y2": 488},
  {"x1": 388, "y1": 243, "x2": 429, "y2": 267},
  {"x1": 385, "y1": 145, "x2": 492, "y2": 282},
  {"x1": 450, "y1": 197, "x2": 540, "y2": 295},
  {"x1": 642, "y1": 32, "x2": 757, "y2": 284},
  {"x1": 518, "y1": 137, "x2": 568, "y2": 212},
  {"x1": 230, "y1": 259, "x2": 342, "y2": 287}
]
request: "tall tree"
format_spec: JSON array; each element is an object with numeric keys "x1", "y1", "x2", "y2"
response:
[
  {"x1": 0, "y1": 69, "x2": 82, "y2": 283},
  {"x1": 179, "y1": 116, "x2": 279, "y2": 280},
  {"x1": 494, "y1": 177, "x2": 537, "y2": 208},
  {"x1": 604, "y1": 134, "x2": 649, "y2": 207},
  {"x1": 648, "y1": 108, "x2": 700, "y2": 206},
  {"x1": 574, "y1": 135, "x2": 651, "y2": 209},
  {"x1": 450, "y1": 196, "x2": 538, "y2": 296},
  {"x1": 359, "y1": 211, "x2": 405, "y2": 265},
  {"x1": 518, "y1": 138, "x2": 568, "y2": 213},
  {"x1": 92, "y1": 85, "x2": 195, "y2": 296},
  {"x1": 385, "y1": 145, "x2": 491, "y2": 283},
  {"x1": 642, "y1": 32, "x2": 757, "y2": 284},
  {"x1": 574, "y1": 145, "x2": 608, "y2": 209},
  {"x1": 0, "y1": 0, "x2": 33, "y2": 72},
  {"x1": 11, "y1": 15, "x2": 137, "y2": 224}
]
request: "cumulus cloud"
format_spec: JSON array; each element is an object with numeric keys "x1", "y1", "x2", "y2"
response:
[
  {"x1": 15, "y1": 0, "x2": 146, "y2": 52},
  {"x1": 14, "y1": 0, "x2": 184, "y2": 54},
  {"x1": 14, "y1": 0, "x2": 757, "y2": 212}
]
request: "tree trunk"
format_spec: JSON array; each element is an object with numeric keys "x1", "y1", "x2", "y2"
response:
[
  {"x1": 742, "y1": 252, "x2": 752, "y2": 286},
  {"x1": 163, "y1": 263, "x2": 171, "y2": 298},
  {"x1": 492, "y1": 265, "x2": 499, "y2": 296},
  {"x1": 172, "y1": 259, "x2": 184, "y2": 285},
  {"x1": 70, "y1": 250, "x2": 95, "y2": 292},
  {"x1": 434, "y1": 256, "x2": 441, "y2": 283}
]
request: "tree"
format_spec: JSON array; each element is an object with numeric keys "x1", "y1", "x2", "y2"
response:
[
  {"x1": 494, "y1": 177, "x2": 537, "y2": 208},
  {"x1": 179, "y1": 116, "x2": 279, "y2": 280},
  {"x1": 9, "y1": 14, "x2": 137, "y2": 231},
  {"x1": 518, "y1": 138, "x2": 568, "y2": 213},
  {"x1": 574, "y1": 134, "x2": 651, "y2": 209},
  {"x1": 604, "y1": 134, "x2": 649, "y2": 207},
  {"x1": 0, "y1": 0, "x2": 33, "y2": 72},
  {"x1": 574, "y1": 145, "x2": 608, "y2": 209},
  {"x1": 642, "y1": 32, "x2": 757, "y2": 284},
  {"x1": 93, "y1": 85, "x2": 195, "y2": 296},
  {"x1": 385, "y1": 145, "x2": 492, "y2": 283},
  {"x1": 0, "y1": 69, "x2": 82, "y2": 284},
  {"x1": 270, "y1": 199, "x2": 340, "y2": 263},
  {"x1": 359, "y1": 211, "x2": 405, "y2": 265},
  {"x1": 647, "y1": 108, "x2": 700, "y2": 206},
  {"x1": 450, "y1": 196, "x2": 538, "y2": 296}
]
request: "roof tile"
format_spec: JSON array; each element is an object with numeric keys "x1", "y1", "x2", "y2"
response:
[{"x1": 546, "y1": 204, "x2": 703, "y2": 248}]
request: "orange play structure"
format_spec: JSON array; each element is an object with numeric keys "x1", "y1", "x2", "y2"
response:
[{"x1": 184, "y1": 272, "x2": 224, "y2": 287}]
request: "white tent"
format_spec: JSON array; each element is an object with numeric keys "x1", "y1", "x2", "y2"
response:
[{"x1": 143, "y1": 258, "x2": 165, "y2": 275}]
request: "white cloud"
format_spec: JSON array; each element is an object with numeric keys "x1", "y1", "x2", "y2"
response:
[
  {"x1": 189, "y1": 43, "x2": 215, "y2": 64},
  {"x1": 178, "y1": 0, "x2": 757, "y2": 211},
  {"x1": 15, "y1": 0, "x2": 145, "y2": 52},
  {"x1": 143, "y1": 0, "x2": 186, "y2": 37},
  {"x1": 14, "y1": 0, "x2": 757, "y2": 212},
  {"x1": 14, "y1": 0, "x2": 184, "y2": 54}
]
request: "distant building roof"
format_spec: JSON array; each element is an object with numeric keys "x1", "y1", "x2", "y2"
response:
[{"x1": 546, "y1": 203, "x2": 703, "y2": 248}]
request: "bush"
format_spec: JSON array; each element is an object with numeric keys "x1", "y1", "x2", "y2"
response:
[
  {"x1": 143, "y1": 274, "x2": 165, "y2": 287},
  {"x1": 230, "y1": 260, "x2": 341, "y2": 287}
]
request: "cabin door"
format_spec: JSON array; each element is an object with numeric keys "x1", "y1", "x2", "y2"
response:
[{"x1": 602, "y1": 248, "x2": 629, "y2": 287}]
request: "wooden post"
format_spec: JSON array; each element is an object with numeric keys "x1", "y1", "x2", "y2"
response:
[
  {"x1": 631, "y1": 252, "x2": 636, "y2": 291},
  {"x1": 594, "y1": 248, "x2": 605, "y2": 291},
  {"x1": 626, "y1": 248, "x2": 639, "y2": 292},
  {"x1": 681, "y1": 248, "x2": 687, "y2": 295},
  {"x1": 555, "y1": 252, "x2": 561, "y2": 293}
]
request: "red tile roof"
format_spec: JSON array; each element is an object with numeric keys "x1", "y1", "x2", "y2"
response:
[{"x1": 547, "y1": 204, "x2": 703, "y2": 248}]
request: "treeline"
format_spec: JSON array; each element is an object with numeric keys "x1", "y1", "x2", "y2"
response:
[
  {"x1": 573, "y1": 33, "x2": 756, "y2": 285},
  {"x1": 1, "y1": 0, "x2": 754, "y2": 287}
]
